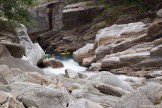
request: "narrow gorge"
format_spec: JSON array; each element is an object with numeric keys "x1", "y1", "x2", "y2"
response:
[{"x1": 0, "y1": 0, "x2": 162, "y2": 108}]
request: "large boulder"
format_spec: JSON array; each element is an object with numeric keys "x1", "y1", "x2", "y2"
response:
[
  {"x1": 43, "y1": 58, "x2": 64, "y2": 68},
  {"x1": 120, "y1": 52, "x2": 150, "y2": 63},
  {"x1": 99, "y1": 36, "x2": 155, "y2": 69},
  {"x1": 157, "y1": 8, "x2": 162, "y2": 18},
  {"x1": 70, "y1": 83, "x2": 119, "y2": 107},
  {"x1": 82, "y1": 56, "x2": 94, "y2": 67},
  {"x1": 115, "y1": 83, "x2": 162, "y2": 108},
  {"x1": 8, "y1": 82, "x2": 70, "y2": 107},
  {"x1": 0, "y1": 44, "x2": 11, "y2": 58},
  {"x1": 89, "y1": 62, "x2": 102, "y2": 71},
  {"x1": 101, "y1": 57, "x2": 122, "y2": 69},
  {"x1": 93, "y1": 22, "x2": 147, "y2": 50},
  {"x1": 87, "y1": 71, "x2": 133, "y2": 91},
  {"x1": 73, "y1": 43, "x2": 94, "y2": 64},
  {"x1": 139, "y1": 83, "x2": 162, "y2": 104},
  {"x1": 0, "y1": 65, "x2": 24, "y2": 83},
  {"x1": 0, "y1": 42, "x2": 25, "y2": 58},
  {"x1": 0, "y1": 57, "x2": 44, "y2": 74},
  {"x1": 11, "y1": 72, "x2": 51, "y2": 85},
  {"x1": 115, "y1": 90, "x2": 154, "y2": 108},
  {"x1": 92, "y1": 82, "x2": 129, "y2": 97},
  {"x1": 17, "y1": 86, "x2": 67, "y2": 108},
  {"x1": 8, "y1": 82, "x2": 41, "y2": 98},
  {"x1": 0, "y1": 91, "x2": 25, "y2": 108},
  {"x1": 101, "y1": 52, "x2": 150, "y2": 69},
  {"x1": 94, "y1": 29, "x2": 148, "y2": 60},
  {"x1": 63, "y1": 1, "x2": 104, "y2": 30},
  {"x1": 16, "y1": 25, "x2": 45, "y2": 65}
]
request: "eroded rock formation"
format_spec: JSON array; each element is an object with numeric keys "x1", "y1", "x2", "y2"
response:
[{"x1": 28, "y1": 0, "x2": 104, "y2": 52}]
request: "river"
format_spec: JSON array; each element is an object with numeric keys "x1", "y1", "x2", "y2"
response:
[
  {"x1": 42, "y1": 58, "x2": 144, "y2": 82},
  {"x1": 43, "y1": 59, "x2": 87, "y2": 75}
]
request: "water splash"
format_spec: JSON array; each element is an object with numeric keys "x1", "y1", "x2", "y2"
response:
[{"x1": 43, "y1": 59, "x2": 87, "y2": 75}]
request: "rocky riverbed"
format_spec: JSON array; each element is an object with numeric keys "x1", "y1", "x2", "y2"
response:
[{"x1": 0, "y1": 0, "x2": 162, "y2": 108}]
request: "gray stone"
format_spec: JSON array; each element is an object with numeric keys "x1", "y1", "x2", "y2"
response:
[
  {"x1": 71, "y1": 89, "x2": 84, "y2": 99},
  {"x1": 139, "y1": 83, "x2": 162, "y2": 104},
  {"x1": 89, "y1": 63, "x2": 102, "y2": 71},
  {"x1": 82, "y1": 56, "x2": 94, "y2": 67},
  {"x1": 95, "y1": 34, "x2": 147, "y2": 61},
  {"x1": 0, "y1": 57, "x2": 44, "y2": 74},
  {"x1": 9, "y1": 82, "x2": 40, "y2": 98},
  {"x1": 28, "y1": 1, "x2": 64, "y2": 34},
  {"x1": 58, "y1": 87, "x2": 76, "y2": 105},
  {"x1": 68, "y1": 98, "x2": 103, "y2": 108},
  {"x1": 157, "y1": 8, "x2": 162, "y2": 18},
  {"x1": 0, "y1": 91, "x2": 25, "y2": 108},
  {"x1": 144, "y1": 71, "x2": 162, "y2": 78},
  {"x1": 78, "y1": 72, "x2": 88, "y2": 79},
  {"x1": 94, "y1": 22, "x2": 147, "y2": 50},
  {"x1": 0, "y1": 44, "x2": 11, "y2": 58},
  {"x1": 63, "y1": 1, "x2": 104, "y2": 30},
  {"x1": 120, "y1": 52, "x2": 150, "y2": 63},
  {"x1": 115, "y1": 90, "x2": 154, "y2": 108},
  {"x1": 0, "y1": 42, "x2": 25, "y2": 58},
  {"x1": 71, "y1": 83, "x2": 119, "y2": 108},
  {"x1": 87, "y1": 71, "x2": 133, "y2": 91},
  {"x1": 17, "y1": 86, "x2": 67, "y2": 108},
  {"x1": 115, "y1": 82, "x2": 162, "y2": 107},
  {"x1": 92, "y1": 82, "x2": 129, "y2": 97},
  {"x1": 16, "y1": 25, "x2": 45, "y2": 65},
  {"x1": 0, "y1": 65, "x2": 25, "y2": 83},
  {"x1": 150, "y1": 44, "x2": 162, "y2": 57},
  {"x1": 135, "y1": 58, "x2": 162, "y2": 68},
  {"x1": 101, "y1": 57, "x2": 122, "y2": 69},
  {"x1": 65, "y1": 69, "x2": 79, "y2": 79},
  {"x1": 0, "y1": 74, "x2": 8, "y2": 85},
  {"x1": 73, "y1": 43, "x2": 94, "y2": 64},
  {"x1": 11, "y1": 72, "x2": 51, "y2": 85},
  {"x1": 65, "y1": 83, "x2": 82, "y2": 92}
]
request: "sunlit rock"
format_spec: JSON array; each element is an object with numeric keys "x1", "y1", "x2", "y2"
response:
[{"x1": 73, "y1": 43, "x2": 94, "y2": 64}]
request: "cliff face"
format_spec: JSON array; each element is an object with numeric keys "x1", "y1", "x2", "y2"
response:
[
  {"x1": 73, "y1": 8, "x2": 162, "y2": 78},
  {"x1": 27, "y1": 0, "x2": 104, "y2": 53},
  {"x1": 28, "y1": 0, "x2": 162, "y2": 53},
  {"x1": 28, "y1": 0, "x2": 65, "y2": 40}
]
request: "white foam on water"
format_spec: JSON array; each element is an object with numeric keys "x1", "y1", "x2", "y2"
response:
[{"x1": 43, "y1": 59, "x2": 87, "y2": 75}]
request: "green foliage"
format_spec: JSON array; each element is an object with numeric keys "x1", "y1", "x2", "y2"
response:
[
  {"x1": 0, "y1": 0, "x2": 35, "y2": 25},
  {"x1": 98, "y1": 0, "x2": 146, "y2": 13},
  {"x1": 124, "y1": 0, "x2": 146, "y2": 12}
]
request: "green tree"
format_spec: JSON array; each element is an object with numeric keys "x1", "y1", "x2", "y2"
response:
[{"x1": 0, "y1": 0, "x2": 35, "y2": 25}]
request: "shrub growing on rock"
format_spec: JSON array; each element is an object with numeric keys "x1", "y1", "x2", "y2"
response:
[{"x1": 0, "y1": 0, "x2": 35, "y2": 25}]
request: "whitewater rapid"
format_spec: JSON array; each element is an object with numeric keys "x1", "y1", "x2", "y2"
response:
[
  {"x1": 42, "y1": 59, "x2": 144, "y2": 82},
  {"x1": 43, "y1": 59, "x2": 87, "y2": 75}
]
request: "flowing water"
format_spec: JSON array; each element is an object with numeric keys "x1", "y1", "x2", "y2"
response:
[
  {"x1": 43, "y1": 59, "x2": 87, "y2": 75},
  {"x1": 43, "y1": 58, "x2": 143, "y2": 82}
]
